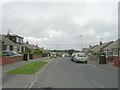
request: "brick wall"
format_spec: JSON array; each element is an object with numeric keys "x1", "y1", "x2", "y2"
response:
[
  {"x1": 33, "y1": 54, "x2": 42, "y2": 59},
  {"x1": 88, "y1": 55, "x2": 98, "y2": 62},
  {"x1": 113, "y1": 56, "x2": 120, "y2": 67},
  {"x1": 1, "y1": 56, "x2": 23, "y2": 65}
]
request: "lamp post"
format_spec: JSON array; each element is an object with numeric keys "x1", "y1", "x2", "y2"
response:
[{"x1": 80, "y1": 35, "x2": 82, "y2": 51}]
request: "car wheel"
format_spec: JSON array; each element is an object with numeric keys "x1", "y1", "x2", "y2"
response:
[
  {"x1": 75, "y1": 60, "x2": 77, "y2": 63},
  {"x1": 85, "y1": 61, "x2": 87, "y2": 64}
]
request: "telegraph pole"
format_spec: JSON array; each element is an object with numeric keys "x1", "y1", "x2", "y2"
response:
[{"x1": 80, "y1": 35, "x2": 82, "y2": 51}]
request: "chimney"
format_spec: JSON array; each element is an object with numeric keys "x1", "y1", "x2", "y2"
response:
[
  {"x1": 100, "y1": 41, "x2": 102, "y2": 45},
  {"x1": 26, "y1": 41, "x2": 29, "y2": 44},
  {"x1": 6, "y1": 32, "x2": 10, "y2": 39},
  {"x1": 36, "y1": 44, "x2": 38, "y2": 47},
  {"x1": 89, "y1": 45, "x2": 91, "y2": 48}
]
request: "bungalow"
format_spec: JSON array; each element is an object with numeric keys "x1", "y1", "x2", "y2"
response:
[
  {"x1": 103, "y1": 39, "x2": 120, "y2": 66},
  {"x1": 0, "y1": 35, "x2": 17, "y2": 52},
  {"x1": 83, "y1": 45, "x2": 98, "y2": 54},
  {"x1": 4, "y1": 33, "x2": 25, "y2": 53},
  {"x1": 2, "y1": 33, "x2": 42, "y2": 55},
  {"x1": 23, "y1": 41, "x2": 36, "y2": 53},
  {"x1": 91, "y1": 41, "x2": 113, "y2": 53}
]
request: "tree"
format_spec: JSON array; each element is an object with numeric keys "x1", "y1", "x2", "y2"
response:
[{"x1": 68, "y1": 49, "x2": 75, "y2": 55}]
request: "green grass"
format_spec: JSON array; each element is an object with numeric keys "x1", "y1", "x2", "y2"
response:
[
  {"x1": 44, "y1": 57, "x2": 51, "y2": 60},
  {"x1": 7, "y1": 61, "x2": 47, "y2": 74}
]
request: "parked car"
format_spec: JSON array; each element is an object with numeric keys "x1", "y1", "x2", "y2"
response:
[
  {"x1": 50, "y1": 52, "x2": 57, "y2": 58},
  {"x1": 2, "y1": 50, "x2": 22, "y2": 56},
  {"x1": 73, "y1": 53, "x2": 87, "y2": 63},
  {"x1": 71, "y1": 53, "x2": 76, "y2": 61}
]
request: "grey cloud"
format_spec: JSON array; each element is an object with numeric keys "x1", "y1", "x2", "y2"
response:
[{"x1": 2, "y1": 2, "x2": 118, "y2": 50}]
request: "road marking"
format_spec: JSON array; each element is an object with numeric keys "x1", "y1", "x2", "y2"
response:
[{"x1": 26, "y1": 59, "x2": 53, "y2": 88}]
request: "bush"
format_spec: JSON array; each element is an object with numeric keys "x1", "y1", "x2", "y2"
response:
[
  {"x1": 34, "y1": 48, "x2": 43, "y2": 54},
  {"x1": 97, "y1": 52, "x2": 106, "y2": 57}
]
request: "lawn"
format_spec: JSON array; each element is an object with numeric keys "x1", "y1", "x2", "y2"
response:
[
  {"x1": 7, "y1": 61, "x2": 47, "y2": 74},
  {"x1": 44, "y1": 57, "x2": 51, "y2": 60}
]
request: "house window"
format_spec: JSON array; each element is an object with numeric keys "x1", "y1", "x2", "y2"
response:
[
  {"x1": 113, "y1": 48, "x2": 118, "y2": 56},
  {"x1": 3, "y1": 45, "x2": 7, "y2": 50},
  {"x1": 6, "y1": 45, "x2": 10, "y2": 51},
  {"x1": 10, "y1": 45, "x2": 13, "y2": 51},
  {"x1": 13, "y1": 46, "x2": 17, "y2": 52},
  {"x1": 20, "y1": 38, "x2": 23, "y2": 43},
  {"x1": 16, "y1": 37, "x2": 19, "y2": 43}
]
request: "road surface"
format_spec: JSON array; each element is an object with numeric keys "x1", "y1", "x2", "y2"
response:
[{"x1": 31, "y1": 57, "x2": 118, "y2": 88}]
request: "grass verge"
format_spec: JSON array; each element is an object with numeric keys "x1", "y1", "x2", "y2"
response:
[
  {"x1": 7, "y1": 61, "x2": 47, "y2": 74},
  {"x1": 44, "y1": 57, "x2": 51, "y2": 60}
]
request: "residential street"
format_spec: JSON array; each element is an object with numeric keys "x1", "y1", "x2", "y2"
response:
[{"x1": 31, "y1": 57, "x2": 118, "y2": 88}]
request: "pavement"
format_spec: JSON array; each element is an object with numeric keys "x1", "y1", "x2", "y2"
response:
[
  {"x1": 2, "y1": 57, "x2": 52, "y2": 88},
  {"x1": 1, "y1": 57, "x2": 119, "y2": 88},
  {"x1": 30, "y1": 57, "x2": 118, "y2": 88}
]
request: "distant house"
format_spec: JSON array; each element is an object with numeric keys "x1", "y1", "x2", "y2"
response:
[
  {"x1": 91, "y1": 41, "x2": 113, "y2": 53},
  {"x1": 23, "y1": 41, "x2": 36, "y2": 53}
]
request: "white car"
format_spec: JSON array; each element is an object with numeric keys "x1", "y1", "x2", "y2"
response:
[
  {"x1": 50, "y1": 52, "x2": 57, "y2": 58},
  {"x1": 71, "y1": 53, "x2": 76, "y2": 61},
  {"x1": 73, "y1": 53, "x2": 87, "y2": 63}
]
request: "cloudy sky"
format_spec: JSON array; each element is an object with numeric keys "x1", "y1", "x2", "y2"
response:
[{"x1": 1, "y1": 0, "x2": 119, "y2": 50}]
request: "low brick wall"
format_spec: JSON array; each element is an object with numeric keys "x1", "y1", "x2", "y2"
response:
[
  {"x1": 88, "y1": 55, "x2": 98, "y2": 62},
  {"x1": 106, "y1": 57, "x2": 113, "y2": 63},
  {"x1": 113, "y1": 56, "x2": 120, "y2": 67},
  {"x1": 1, "y1": 56, "x2": 23, "y2": 65},
  {"x1": 33, "y1": 54, "x2": 42, "y2": 59}
]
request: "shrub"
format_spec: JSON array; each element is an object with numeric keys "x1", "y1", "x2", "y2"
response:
[{"x1": 34, "y1": 48, "x2": 43, "y2": 54}]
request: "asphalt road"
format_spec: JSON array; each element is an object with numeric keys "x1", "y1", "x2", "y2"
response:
[{"x1": 31, "y1": 57, "x2": 118, "y2": 88}]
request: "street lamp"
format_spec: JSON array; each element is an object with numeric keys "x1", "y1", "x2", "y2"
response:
[{"x1": 80, "y1": 35, "x2": 82, "y2": 51}]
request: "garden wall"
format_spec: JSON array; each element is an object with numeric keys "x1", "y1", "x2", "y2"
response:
[{"x1": 1, "y1": 56, "x2": 23, "y2": 65}]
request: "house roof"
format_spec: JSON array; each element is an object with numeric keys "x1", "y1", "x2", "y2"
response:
[
  {"x1": 2, "y1": 34, "x2": 24, "y2": 38},
  {"x1": 91, "y1": 41, "x2": 113, "y2": 52},
  {"x1": 0, "y1": 35, "x2": 16, "y2": 46},
  {"x1": 103, "y1": 39, "x2": 119, "y2": 50},
  {"x1": 84, "y1": 45, "x2": 98, "y2": 53},
  {"x1": 23, "y1": 42, "x2": 36, "y2": 50}
]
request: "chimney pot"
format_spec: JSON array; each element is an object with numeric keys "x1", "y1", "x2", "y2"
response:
[
  {"x1": 26, "y1": 41, "x2": 29, "y2": 44},
  {"x1": 100, "y1": 41, "x2": 102, "y2": 45}
]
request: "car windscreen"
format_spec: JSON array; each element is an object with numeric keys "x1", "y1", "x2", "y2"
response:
[{"x1": 77, "y1": 53, "x2": 86, "y2": 57}]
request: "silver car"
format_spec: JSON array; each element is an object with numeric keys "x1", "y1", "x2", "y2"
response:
[{"x1": 73, "y1": 53, "x2": 87, "y2": 63}]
